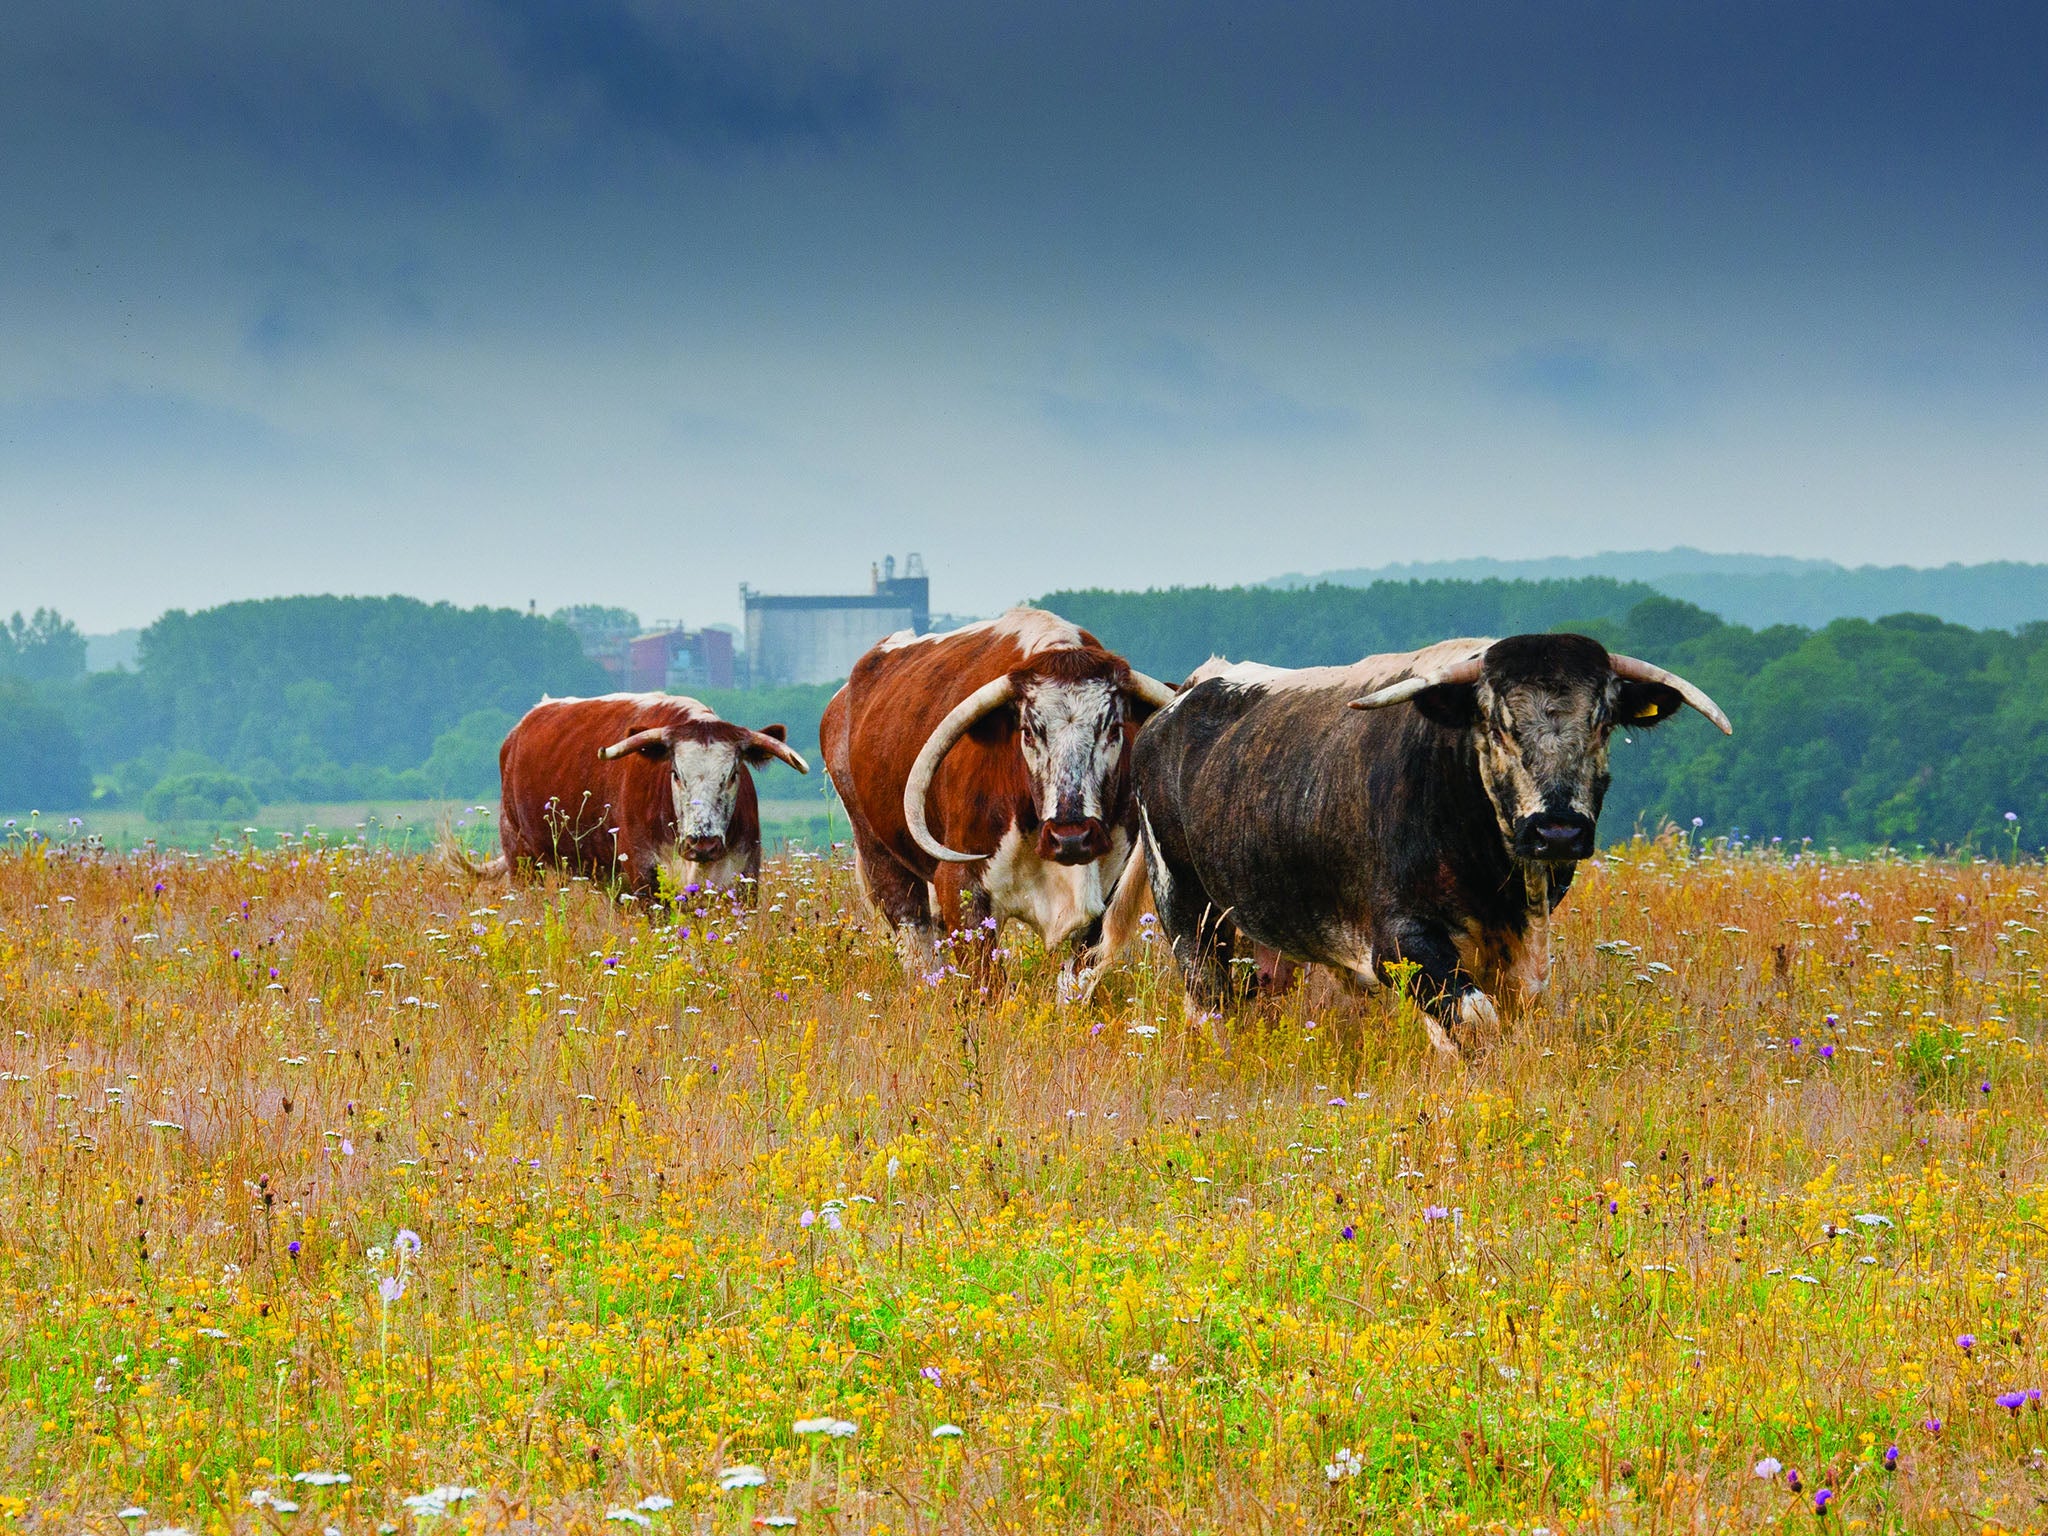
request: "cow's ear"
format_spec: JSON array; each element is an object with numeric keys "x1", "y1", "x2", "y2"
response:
[
  {"x1": 741, "y1": 724, "x2": 789, "y2": 765},
  {"x1": 966, "y1": 704, "x2": 1017, "y2": 744},
  {"x1": 1615, "y1": 680, "x2": 1684, "y2": 730},
  {"x1": 1411, "y1": 682, "x2": 1479, "y2": 728}
]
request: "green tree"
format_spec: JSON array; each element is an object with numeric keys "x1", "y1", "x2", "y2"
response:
[{"x1": 0, "y1": 679, "x2": 94, "y2": 808}]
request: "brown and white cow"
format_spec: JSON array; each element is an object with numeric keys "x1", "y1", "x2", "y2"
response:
[
  {"x1": 454, "y1": 693, "x2": 808, "y2": 903},
  {"x1": 821, "y1": 608, "x2": 1176, "y2": 977}
]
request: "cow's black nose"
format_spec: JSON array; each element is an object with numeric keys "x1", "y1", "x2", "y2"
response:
[{"x1": 1516, "y1": 812, "x2": 1595, "y2": 861}]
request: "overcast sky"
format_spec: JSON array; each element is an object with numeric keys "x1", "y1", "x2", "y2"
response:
[{"x1": 2, "y1": 0, "x2": 2043, "y2": 632}]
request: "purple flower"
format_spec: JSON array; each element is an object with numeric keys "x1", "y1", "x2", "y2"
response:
[
  {"x1": 378, "y1": 1275, "x2": 406, "y2": 1304},
  {"x1": 604, "y1": 955, "x2": 620, "y2": 969},
  {"x1": 1958, "y1": 1334, "x2": 1976, "y2": 1354},
  {"x1": 1607, "y1": 1200, "x2": 1619, "y2": 1215},
  {"x1": 921, "y1": 1366, "x2": 943, "y2": 1387},
  {"x1": 1882, "y1": 1444, "x2": 1898, "y2": 1470},
  {"x1": 288, "y1": 1241, "x2": 301, "y2": 1256},
  {"x1": 1785, "y1": 1468, "x2": 1802, "y2": 1492},
  {"x1": 394, "y1": 1229, "x2": 421, "y2": 1255},
  {"x1": 1981, "y1": 1080, "x2": 1992, "y2": 1094},
  {"x1": 799, "y1": 1210, "x2": 817, "y2": 1229},
  {"x1": 1788, "y1": 1037, "x2": 1801, "y2": 1051},
  {"x1": 1340, "y1": 1224, "x2": 1356, "y2": 1242},
  {"x1": 1423, "y1": 1205, "x2": 1448, "y2": 1221},
  {"x1": 269, "y1": 967, "x2": 279, "y2": 980},
  {"x1": 1819, "y1": 1043, "x2": 1834, "y2": 1059},
  {"x1": 1824, "y1": 1013, "x2": 1838, "y2": 1027},
  {"x1": 1813, "y1": 1488, "x2": 1832, "y2": 1515},
  {"x1": 1923, "y1": 1417, "x2": 1942, "y2": 1434},
  {"x1": 2000, "y1": 1391, "x2": 2028, "y2": 1414},
  {"x1": 230, "y1": 949, "x2": 241, "y2": 961}
]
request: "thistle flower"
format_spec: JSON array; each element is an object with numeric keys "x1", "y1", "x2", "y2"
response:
[
  {"x1": 1882, "y1": 1444, "x2": 1899, "y2": 1470},
  {"x1": 1999, "y1": 1391, "x2": 2027, "y2": 1414},
  {"x1": 1959, "y1": 1334, "x2": 1976, "y2": 1354},
  {"x1": 1813, "y1": 1488, "x2": 1832, "y2": 1515}
]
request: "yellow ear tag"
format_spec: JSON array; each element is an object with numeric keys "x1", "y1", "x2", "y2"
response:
[{"x1": 1634, "y1": 703, "x2": 1664, "y2": 721}]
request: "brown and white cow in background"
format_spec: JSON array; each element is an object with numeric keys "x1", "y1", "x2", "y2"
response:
[
  {"x1": 450, "y1": 693, "x2": 808, "y2": 904},
  {"x1": 821, "y1": 608, "x2": 1176, "y2": 979}
]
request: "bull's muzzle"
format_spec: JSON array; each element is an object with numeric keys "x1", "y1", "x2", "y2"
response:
[
  {"x1": 1039, "y1": 819, "x2": 1111, "y2": 866},
  {"x1": 683, "y1": 835, "x2": 728, "y2": 863},
  {"x1": 1514, "y1": 810, "x2": 1596, "y2": 862}
]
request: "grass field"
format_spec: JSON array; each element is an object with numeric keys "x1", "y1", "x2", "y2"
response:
[
  {"x1": 2, "y1": 834, "x2": 2046, "y2": 1533},
  {"x1": 1, "y1": 800, "x2": 846, "y2": 856}
]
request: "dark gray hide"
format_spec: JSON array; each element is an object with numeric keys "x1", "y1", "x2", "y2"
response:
[{"x1": 1130, "y1": 633, "x2": 1720, "y2": 1054}]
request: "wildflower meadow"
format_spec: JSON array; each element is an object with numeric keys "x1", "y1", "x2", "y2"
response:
[{"x1": 3, "y1": 829, "x2": 2047, "y2": 1533}]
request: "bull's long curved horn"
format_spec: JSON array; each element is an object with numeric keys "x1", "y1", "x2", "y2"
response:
[
  {"x1": 1123, "y1": 670, "x2": 1178, "y2": 710},
  {"x1": 1609, "y1": 654, "x2": 1733, "y2": 735},
  {"x1": 747, "y1": 730, "x2": 811, "y2": 774},
  {"x1": 598, "y1": 727, "x2": 672, "y2": 760},
  {"x1": 1347, "y1": 654, "x2": 1486, "y2": 711},
  {"x1": 903, "y1": 674, "x2": 1018, "y2": 863}
]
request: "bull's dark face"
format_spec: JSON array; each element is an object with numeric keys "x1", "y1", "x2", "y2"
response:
[
  {"x1": 1413, "y1": 635, "x2": 1685, "y2": 864},
  {"x1": 1014, "y1": 673, "x2": 1126, "y2": 865}
]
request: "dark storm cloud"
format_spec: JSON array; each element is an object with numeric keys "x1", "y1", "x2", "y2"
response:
[{"x1": 482, "y1": 0, "x2": 892, "y2": 153}]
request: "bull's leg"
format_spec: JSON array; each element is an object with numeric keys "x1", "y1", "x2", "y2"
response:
[
  {"x1": 848, "y1": 826, "x2": 941, "y2": 970},
  {"x1": 1374, "y1": 920, "x2": 1497, "y2": 1057},
  {"x1": 1149, "y1": 858, "x2": 1239, "y2": 1016},
  {"x1": 931, "y1": 864, "x2": 1000, "y2": 983}
]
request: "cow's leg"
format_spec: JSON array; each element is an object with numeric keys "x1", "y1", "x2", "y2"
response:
[
  {"x1": 1374, "y1": 919, "x2": 1496, "y2": 1057},
  {"x1": 928, "y1": 863, "x2": 1001, "y2": 983},
  {"x1": 1148, "y1": 858, "x2": 1239, "y2": 1016},
  {"x1": 848, "y1": 826, "x2": 940, "y2": 970}
]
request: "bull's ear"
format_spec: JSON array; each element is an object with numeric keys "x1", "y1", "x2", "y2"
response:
[
  {"x1": 1411, "y1": 682, "x2": 1480, "y2": 728},
  {"x1": 741, "y1": 724, "x2": 789, "y2": 765},
  {"x1": 1615, "y1": 680, "x2": 1684, "y2": 730},
  {"x1": 598, "y1": 727, "x2": 672, "y2": 762},
  {"x1": 966, "y1": 703, "x2": 1017, "y2": 744}
]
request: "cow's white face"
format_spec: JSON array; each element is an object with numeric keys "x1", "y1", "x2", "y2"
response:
[
  {"x1": 669, "y1": 740, "x2": 742, "y2": 860},
  {"x1": 1016, "y1": 676, "x2": 1124, "y2": 865}
]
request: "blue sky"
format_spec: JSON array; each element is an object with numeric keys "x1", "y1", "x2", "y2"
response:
[{"x1": 2, "y1": 0, "x2": 2043, "y2": 630}]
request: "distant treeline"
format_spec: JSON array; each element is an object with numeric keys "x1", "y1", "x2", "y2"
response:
[
  {"x1": 1, "y1": 597, "x2": 604, "y2": 816},
  {"x1": 1263, "y1": 553, "x2": 2048, "y2": 632},
  {"x1": 5, "y1": 582, "x2": 2046, "y2": 853}
]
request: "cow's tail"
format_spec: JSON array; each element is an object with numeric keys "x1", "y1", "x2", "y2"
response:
[
  {"x1": 437, "y1": 822, "x2": 509, "y2": 881},
  {"x1": 1064, "y1": 841, "x2": 1152, "y2": 1006}
]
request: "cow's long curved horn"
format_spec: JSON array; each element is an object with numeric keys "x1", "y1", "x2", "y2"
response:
[
  {"x1": 1123, "y1": 670, "x2": 1178, "y2": 710},
  {"x1": 598, "y1": 727, "x2": 672, "y2": 760},
  {"x1": 1609, "y1": 654, "x2": 1733, "y2": 735},
  {"x1": 1347, "y1": 654, "x2": 1487, "y2": 711},
  {"x1": 903, "y1": 675, "x2": 1018, "y2": 863},
  {"x1": 747, "y1": 731, "x2": 811, "y2": 774}
]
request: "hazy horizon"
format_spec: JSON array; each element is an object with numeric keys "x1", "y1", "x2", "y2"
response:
[{"x1": 5, "y1": 1, "x2": 2044, "y2": 632}]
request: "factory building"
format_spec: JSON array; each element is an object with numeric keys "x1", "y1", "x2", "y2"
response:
[{"x1": 741, "y1": 555, "x2": 931, "y2": 686}]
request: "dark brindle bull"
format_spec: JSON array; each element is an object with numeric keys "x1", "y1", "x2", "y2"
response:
[
  {"x1": 1099, "y1": 634, "x2": 1729, "y2": 1053},
  {"x1": 822, "y1": 608, "x2": 1176, "y2": 976}
]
